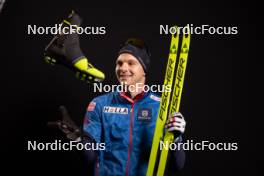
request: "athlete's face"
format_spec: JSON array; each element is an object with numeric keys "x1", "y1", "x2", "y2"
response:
[{"x1": 115, "y1": 53, "x2": 145, "y2": 86}]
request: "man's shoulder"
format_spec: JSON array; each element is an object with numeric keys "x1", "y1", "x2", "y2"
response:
[
  {"x1": 86, "y1": 92, "x2": 117, "y2": 112},
  {"x1": 147, "y1": 92, "x2": 161, "y2": 102},
  {"x1": 91, "y1": 92, "x2": 116, "y2": 104}
]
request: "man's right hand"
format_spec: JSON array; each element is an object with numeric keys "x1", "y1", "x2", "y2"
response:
[{"x1": 47, "y1": 106, "x2": 81, "y2": 141}]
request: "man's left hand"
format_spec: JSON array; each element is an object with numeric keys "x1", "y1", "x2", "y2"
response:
[{"x1": 165, "y1": 112, "x2": 186, "y2": 138}]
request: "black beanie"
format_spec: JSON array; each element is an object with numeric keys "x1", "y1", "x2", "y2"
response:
[{"x1": 118, "y1": 38, "x2": 151, "y2": 73}]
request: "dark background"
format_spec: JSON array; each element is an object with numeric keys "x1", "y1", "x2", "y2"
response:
[{"x1": 0, "y1": 0, "x2": 255, "y2": 175}]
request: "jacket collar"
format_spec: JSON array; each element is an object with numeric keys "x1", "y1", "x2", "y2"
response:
[{"x1": 118, "y1": 91, "x2": 148, "y2": 104}]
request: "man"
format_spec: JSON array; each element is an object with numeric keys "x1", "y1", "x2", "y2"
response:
[
  {"x1": 46, "y1": 11, "x2": 186, "y2": 176},
  {"x1": 82, "y1": 38, "x2": 186, "y2": 176}
]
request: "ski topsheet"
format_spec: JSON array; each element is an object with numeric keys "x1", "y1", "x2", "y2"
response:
[
  {"x1": 146, "y1": 30, "x2": 179, "y2": 176},
  {"x1": 147, "y1": 27, "x2": 191, "y2": 176}
]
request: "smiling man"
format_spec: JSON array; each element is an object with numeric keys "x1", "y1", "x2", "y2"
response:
[
  {"x1": 82, "y1": 38, "x2": 186, "y2": 176},
  {"x1": 115, "y1": 41, "x2": 149, "y2": 98}
]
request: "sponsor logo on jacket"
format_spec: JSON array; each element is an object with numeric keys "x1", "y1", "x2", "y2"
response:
[{"x1": 103, "y1": 106, "x2": 128, "y2": 114}]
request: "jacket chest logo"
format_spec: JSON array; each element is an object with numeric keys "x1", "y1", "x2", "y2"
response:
[
  {"x1": 137, "y1": 108, "x2": 152, "y2": 121},
  {"x1": 103, "y1": 106, "x2": 129, "y2": 114}
]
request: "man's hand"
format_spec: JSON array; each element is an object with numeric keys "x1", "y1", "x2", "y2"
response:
[
  {"x1": 47, "y1": 106, "x2": 81, "y2": 141},
  {"x1": 44, "y1": 10, "x2": 105, "y2": 83},
  {"x1": 165, "y1": 112, "x2": 186, "y2": 139}
]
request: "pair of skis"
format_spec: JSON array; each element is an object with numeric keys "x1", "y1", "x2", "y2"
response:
[{"x1": 147, "y1": 27, "x2": 191, "y2": 176}]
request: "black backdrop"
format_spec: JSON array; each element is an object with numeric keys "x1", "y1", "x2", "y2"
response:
[{"x1": 0, "y1": 0, "x2": 255, "y2": 176}]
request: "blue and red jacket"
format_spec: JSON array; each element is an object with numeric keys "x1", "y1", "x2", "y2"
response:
[{"x1": 83, "y1": 91, "x2": 184, "y2": 176}]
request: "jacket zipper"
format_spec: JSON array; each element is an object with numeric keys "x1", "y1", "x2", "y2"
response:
[{"x1": 125, "y1": 102, "x2": 135, "y2": 176}]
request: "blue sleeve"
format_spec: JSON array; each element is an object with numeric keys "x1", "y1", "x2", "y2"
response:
[
  {"x1": 83, "y1": 98, "x2": 102, "y2": 143},
  {"x1": 82, "y1": 134, "x2": 98, "y2": 165}
]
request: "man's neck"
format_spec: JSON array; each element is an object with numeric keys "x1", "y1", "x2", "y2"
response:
[
  {"x1": 130, "y1": 90, "x2": 143, "y2": 99},
  {"x1": 125, "y1": 82, "x2": 145, "y2": 99}
]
